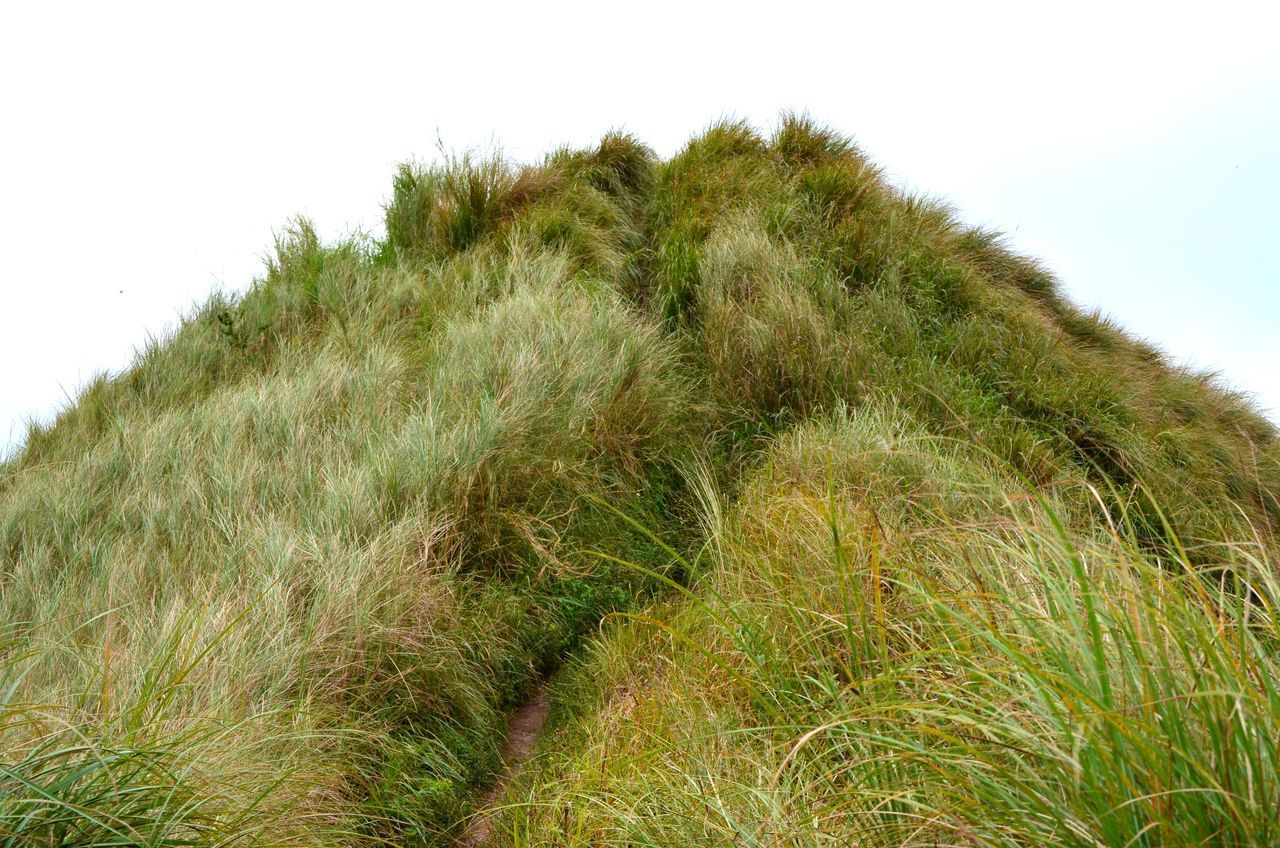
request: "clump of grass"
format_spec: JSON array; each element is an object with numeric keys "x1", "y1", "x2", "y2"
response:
[
  {"x1": 697, "y1": 215, "x2": 864, "y2": 424},
  {"x1": 383, "y1": 151, "x2": 516, "y2": 260},
  {"x1": 0, "y1": 613, "x2": 329, "y2": 846},
  {"x1": 377, "y1": 257, "x2": 691, "y2": 569}
]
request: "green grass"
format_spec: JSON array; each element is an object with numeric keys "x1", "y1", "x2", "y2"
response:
[
  {"x1": 495, "y1": 407, "x2": 1280, "y2": 846},
  {"x1": 2, "y1": 116, "x2": 1277, "y2": 846}
]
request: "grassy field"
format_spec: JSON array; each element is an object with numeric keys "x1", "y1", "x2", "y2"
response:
[{"x1": 2, "y1": 117, "x2": 1277, "y2": 846}]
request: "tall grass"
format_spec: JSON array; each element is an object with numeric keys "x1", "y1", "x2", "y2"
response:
[
  {"x1": 496, "y1": 407, "x2": 1280, "y2": 846},
  {"x1": 2, "y1": 117, "x2": 1277, "y2": 845},
  {"x1": 1, "y1": 143, "x2": 682, "y2": 844}
]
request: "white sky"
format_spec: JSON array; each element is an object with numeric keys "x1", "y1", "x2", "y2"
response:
[{"x1": 2, "y1": 1, "x2": 1277, "y2": 457}]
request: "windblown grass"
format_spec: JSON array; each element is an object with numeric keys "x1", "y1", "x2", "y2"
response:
[
  {"x1": 2, "y1": 137, "x2": 686, "y2": 845},
  {"x1": 496, "y1": 407, "x2": 1280, "y2": 847},
  {"x1": 2, "y1": 116, "x2": 1276, "y2": 845}
]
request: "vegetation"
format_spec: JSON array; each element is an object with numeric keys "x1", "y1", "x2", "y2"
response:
[
  {"x1": 2, "y1": 116, "x2": 1277, "y2": 846},
  {"x1": 499, "y1": 409, "x2": 1280, "y2": 846}
]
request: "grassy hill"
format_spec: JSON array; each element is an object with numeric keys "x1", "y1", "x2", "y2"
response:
[{"x1": 2, "y1": 116, "x2": 1278, "y2": 847}]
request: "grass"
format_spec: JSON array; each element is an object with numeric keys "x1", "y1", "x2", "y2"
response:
[
  {"x1": 495, "y1": 407, "x2": 1280, "y2": 846},
  {"x1": 2, "y1": 116, "x2": 1277, "y2": 846}
]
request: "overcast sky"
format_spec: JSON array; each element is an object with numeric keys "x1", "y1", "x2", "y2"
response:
[{"x1": 2, "y1": 1, "x2": 1277, "y2": 457}]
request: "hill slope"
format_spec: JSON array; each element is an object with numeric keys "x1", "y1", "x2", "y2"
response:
[{"x1": 2, "y1": 117, "x2": 1278, "y2": 847}]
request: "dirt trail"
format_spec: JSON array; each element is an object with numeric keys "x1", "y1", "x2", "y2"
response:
[{"x1": 458, "y1": 687, "x2": 551, "y2": 847}]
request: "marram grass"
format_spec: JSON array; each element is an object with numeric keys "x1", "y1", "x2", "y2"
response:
[
  {"x1": 495, "y1": 407, "x2": 1280, "y2": 847},
  {"x1": 2, "y1": 116, "x2": 1277, "y2": 846}
]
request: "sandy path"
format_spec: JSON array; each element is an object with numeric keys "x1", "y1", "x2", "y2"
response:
[{"x1": 458, "y1": 687, "x2": 551, "y2": 846}]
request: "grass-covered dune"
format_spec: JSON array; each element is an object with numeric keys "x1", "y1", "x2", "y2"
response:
[{"x1": 2, "y1": 116, "x2": 1278, "y2": 846}]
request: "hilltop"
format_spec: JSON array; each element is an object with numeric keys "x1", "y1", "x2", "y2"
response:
[{"x1": 2, "y1": 117, "x2": 1278, "y2": 847}]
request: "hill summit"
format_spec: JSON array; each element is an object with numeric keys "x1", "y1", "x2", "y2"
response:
[{"x1": 2, "y1": 117, "x2": 1278, "y2": 847}]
